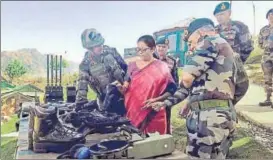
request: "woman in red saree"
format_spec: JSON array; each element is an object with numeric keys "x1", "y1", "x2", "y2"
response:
[{"x1": 123, "y1": 35, "x2": 177, "y2": 135}]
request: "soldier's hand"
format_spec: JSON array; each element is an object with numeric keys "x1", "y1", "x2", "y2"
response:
[{"x1": 178, "y1": 103, "x2": 190, "y2": 119}]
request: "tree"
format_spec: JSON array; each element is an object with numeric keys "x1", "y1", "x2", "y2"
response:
[
  {"x1": 50, "y1": 57, "x2": 69, "y2": 70},
  {"x1": 5, "y1": 59, "x2": 27, "y2": 83}
]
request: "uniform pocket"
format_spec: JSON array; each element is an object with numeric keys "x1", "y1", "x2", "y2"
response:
[{"x1": 186, "y1": 112, "x2": 198, "y2": 133}]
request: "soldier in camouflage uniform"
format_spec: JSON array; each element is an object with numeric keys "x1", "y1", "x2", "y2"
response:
[
  {"x1": 148, "y1": 18, "x2": 237, "y2": 159},
  {"x1": 214, "y1": 2, "x2": 253, "y2": 105},
  {"x1": 155, "y1": 37, "x2": 179, "y2": 134},
  {"x1": 258, "y1": 9, "x2": 273, "y2": 107},
  {"x1": 155, "y1": 37, "x2": 179, "y2": 85},
  {"x1": 76, "y1": 28, "x2": 127, "y2": 114}
]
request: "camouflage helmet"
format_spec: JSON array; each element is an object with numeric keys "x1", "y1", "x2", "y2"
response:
[{"x1": 81, "y1": 28, "x2": 105, "y2": 49}]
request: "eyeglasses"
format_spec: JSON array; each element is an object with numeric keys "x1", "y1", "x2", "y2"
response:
[{"x1": 136, "y1": 47, "x2": 150, "y2": 53}]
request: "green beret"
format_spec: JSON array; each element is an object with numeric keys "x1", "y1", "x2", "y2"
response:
[
  {"x1": 266, "y1": 9, "x2": 273, "y2": 19},
  {"x1": 156, "y1": 37, "x2": 169, "y2": 45},
  {"x1": 184, "y1": 18, "x2": 215, "y2": 41},
  {"x1": 213, "y1": 2, "x2": 231, "y2": 15}
]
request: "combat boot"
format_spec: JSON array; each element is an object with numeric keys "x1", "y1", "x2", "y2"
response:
[
  {"x1": 259, "y1": 94, "x2": 272, "y2": 107},
  {"x1": 32, "y1": 105, "x2": 86, "y2": 153}
]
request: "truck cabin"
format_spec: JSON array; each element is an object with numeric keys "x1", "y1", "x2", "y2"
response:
[
  {"x1": 153, "y1": 27, "x2": 188, "y2": 67},
  {"x1": 123, "y1": 18, "x2": 194, "y2": 66}
]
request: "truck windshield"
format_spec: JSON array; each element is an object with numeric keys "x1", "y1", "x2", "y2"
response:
[{"x1": 167, "y1": 34, "x2": 177, "y2": 52}]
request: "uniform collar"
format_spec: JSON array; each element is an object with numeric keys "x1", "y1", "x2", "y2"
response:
[{"x1": 220, "y1": 19, "x2": 232, "y2": 29}]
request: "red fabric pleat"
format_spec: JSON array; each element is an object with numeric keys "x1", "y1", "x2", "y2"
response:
[{"x1": 125, "y1": 60, "x2": 174, "y2": 134}]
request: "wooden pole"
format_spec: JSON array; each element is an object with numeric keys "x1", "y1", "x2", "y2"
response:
[{"x1": 252, "y1": 1, "x2": 256, "y2": 36}]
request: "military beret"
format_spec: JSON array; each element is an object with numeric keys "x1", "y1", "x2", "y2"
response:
[
  {"x1": 213, "y1": 2, "x2": 231, "y2": 15},
  {"x1": 156, "y1": 37, "x2": 169, "y2": 45},
  {"x1": 266, "y1": 9, "x2": 273, "y2": 19},
  {"x1": 184, "y1": 18, "x2": 215, "y2": 41}
]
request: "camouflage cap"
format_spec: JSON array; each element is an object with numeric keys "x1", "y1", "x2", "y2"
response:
[
  {"x1": 81, "y1": 28, "x2": 105, "y2": 50},
  {"x1": 266, "y1": 8, "x2": 273, "y2": 19},
  {"x1": 184, "y1": 18, "x2": 215, "y2": 41},
  {"x1": 213, "y1": 2, "x2": 231, "y2": 15},
  {"x1": 156, "y1": 37, "x2": 169, "y2": 45}
]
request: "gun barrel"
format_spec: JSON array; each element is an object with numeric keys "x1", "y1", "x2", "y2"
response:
[
  {"x1": 55, "y1": 55, "x2": 58, "y2": 86},
  {"x1": 47, "y1": 54, "x2": 49, "y2": 85},
  {"x1": 60, "y1": 55, "x2": 62, "y2": 86},
  {"x1": 51, "y1": 55, "x2": 53, "y2": 86}
]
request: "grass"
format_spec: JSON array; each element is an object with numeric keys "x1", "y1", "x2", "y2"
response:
[
  {"x1": 1, "y1": 115, "x2": 19, "y2": 135},
  {"x1": 1, "y1": 137, "x2": 18, "y2": 160},
  {"x1": 227, "y1": 128, "x2": 273, "y2": 159},
  {"x1": 171, "y1": 102, "x2": 187, "y2": 151},
  {"x1": 1, "y1": 115, "x2": 19, "y2": 160},
  {"x1": 170, "y1": 103, "x2": 273, "y2": 159},
  {"x1": 246, "y1": 64, "x2": 264, "y2": 86}
]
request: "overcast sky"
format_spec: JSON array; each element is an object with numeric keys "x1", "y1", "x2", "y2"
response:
[{"x1": 1, "y1": 1, "x2": 273, "y2": 62}]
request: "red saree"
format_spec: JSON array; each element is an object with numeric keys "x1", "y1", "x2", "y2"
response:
[{"x1": 125, "y1": 60, "x2": 174, "y2": 134}]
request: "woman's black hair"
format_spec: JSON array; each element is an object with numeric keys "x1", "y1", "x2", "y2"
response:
[{"x1": 137, "y1": 35, "x2": 156, "y2": 48}]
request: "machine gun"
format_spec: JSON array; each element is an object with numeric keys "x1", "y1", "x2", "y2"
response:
[{"x1": 44, "y1": 54, "x2": 64, "y2": 103}]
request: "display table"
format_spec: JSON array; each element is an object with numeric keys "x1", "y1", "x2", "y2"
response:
[{"x1": 15, "y1": 115, "x2": 187, "y2": 159}]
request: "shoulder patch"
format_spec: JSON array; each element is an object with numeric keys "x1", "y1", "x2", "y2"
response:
[
  {"x1": 167, "y1": 55, "x2": 176, "y2": 61},
  {"x1": 261, "y1": 25, "x2": 270, "y2": 32},
  {"x1": 232, "y1": 20, "x2": 248, "y2": 31},
  {"x1": 79, "y1": 58, "x2": 90, "y2": 72}
]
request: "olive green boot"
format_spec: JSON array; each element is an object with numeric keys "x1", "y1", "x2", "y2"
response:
[{"x1": 32, "y1": 105, "x2": 85, "y2": 153}]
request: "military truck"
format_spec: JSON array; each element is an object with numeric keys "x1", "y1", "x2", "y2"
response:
[{"x1": 124, "y1": 18, "x2": 194, "y2": 67}]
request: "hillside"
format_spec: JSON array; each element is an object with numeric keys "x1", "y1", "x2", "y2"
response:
[{"x1": 1, "y1": 48, "x2": 79, "y2": 77}]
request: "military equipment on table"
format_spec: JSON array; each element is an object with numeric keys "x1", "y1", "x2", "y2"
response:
[
  {"x1": 57, "y1": 123, "x2": 175, "y2": 159},
  {"x1": 30, "y1": 105, "x2": 85, "y2": 153},
  {"x1": 89, "y1": 140, "x2": 130, "y2": 158},
  {"x1": 61, "y1": 109, "x2": 131, "y2": 135},
  {"x1": 91, "y1": 130, "x2": 175, "y2": 159},
  {"x1": 41, "y1": 102, "x2": 75, "y2": 115},
  {"x1": 66, "y1": 85, "x2": 76, "y2": 103},
  {"x1": 44, "y1": 54, "x2": 64, "y2": 103}
]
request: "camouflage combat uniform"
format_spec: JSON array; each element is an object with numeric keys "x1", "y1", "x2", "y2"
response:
[
  {"x1": 160, "y1": 55, "x2": 179, "y2": 85},
  {"x1": 157, "y1": 54, "x2": 179, "y2": 134},
  {"x1": 258, "y1": 25, "x2": 273, "y2": 101},
  {"x1": 216, "y1": 20, "x2": 253, "y2": 105},
  {"x1": 75, "y1": 45, "x2": 127, "y2": 110},
  {"x1": 164, "y1": 34, "x2": 236, "y2": 159},
  {"x1": 215, "y1": 20, "x2": 254, "y2": 63}
]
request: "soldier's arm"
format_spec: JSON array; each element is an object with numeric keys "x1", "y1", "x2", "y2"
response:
[
  {"x1": 75, "y1": 60, "x2": 89, "y2": 104},
  {"x1": 108, "y1": 47, "x2": 129, "y2": 84},
  {"x1": 163, "y1": 87, "x2": 190, "y2": 108},
  {"x1": 258, "y1": 28, "x2": 265, "y2": 49},
  {"x1": 172, "y1": 61, "x2": 180, "y2": 85},
  {"x1": 110, "y1": 47, "x2": 128, "y2": 72},
  {"x1": 163, "y1": 46, "x2": 218, "y2": 108},
  {"x1": 237, "y1": 22, "x2": 254, "y2": 62}
]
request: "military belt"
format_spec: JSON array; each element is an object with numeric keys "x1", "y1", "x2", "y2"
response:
[{"x1": 190, "y1": 99, "x2": 230, "y2": 111}]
